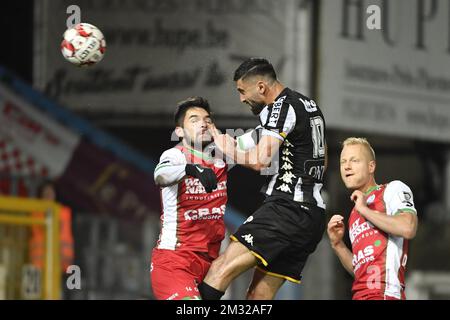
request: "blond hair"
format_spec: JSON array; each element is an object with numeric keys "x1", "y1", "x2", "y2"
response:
[{"x1": 342, "y1": 137, "x2": 376, "y2": 161}]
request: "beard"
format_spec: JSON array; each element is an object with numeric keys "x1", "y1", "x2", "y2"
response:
[
  {"x1": 184, "y1": 133, "x2": 213, "y2": 150},
  {"x1": 247, "y1": 100, "x2": 266, "y2": 115}
]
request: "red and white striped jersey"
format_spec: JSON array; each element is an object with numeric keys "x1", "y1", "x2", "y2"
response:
[
  {"x1": 349, "y1": 181, "x2": 417, "y2": 300},
  {"x1": 153, "y1": 145, "x2": 228, "y2": 260}
]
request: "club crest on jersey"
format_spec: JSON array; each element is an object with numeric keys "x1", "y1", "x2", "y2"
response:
[
  {"x1": 214, "y1": 158, "x2": 226, "y2": 168},
  {"x1": 366, "y1": 194, "x2": 376, "y2": 205}
]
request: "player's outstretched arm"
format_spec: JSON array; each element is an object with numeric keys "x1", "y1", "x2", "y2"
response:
[
  {"x1": 209, "y1": 128, "x2": 282, "y2": 172},
  {"x1": 327, "y1": 215, "x2": 354, "y2": 276},
  {"x1": 239, "y1": 135, "x2": 283, "y2": 171}
]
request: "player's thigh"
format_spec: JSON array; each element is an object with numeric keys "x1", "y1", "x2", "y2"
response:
[
  {"x1": 151, "y1": 264, "x2": 200, "y2": 300},
  {"x1": 209, "y1": 240, "x2": 257, "y2": 279},
  {"x1": 247, "y1": 268, "x2": 285, "y2": 300},
  {"x1": 220, "y1": 240, "x2": 257, "y2": 272}
]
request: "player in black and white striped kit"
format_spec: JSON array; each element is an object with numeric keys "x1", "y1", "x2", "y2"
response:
[{"x1": 199, "y1": 58, "x2": 328, "y2": 300}]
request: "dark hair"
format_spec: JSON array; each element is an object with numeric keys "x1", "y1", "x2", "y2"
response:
[
  {"x1": 36, "y1": 179, "x2": 56, "y2": 198},
  {"x1": 174, "y1": 96, "x2": 211, "y2": 126},
  {"x1": 233, "y1": 58, "x2": 277, "y2": 82}
]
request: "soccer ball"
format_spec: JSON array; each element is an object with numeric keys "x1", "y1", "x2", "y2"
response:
[{"x1": 61, "y1": 23, "x2": 106, "y2": 66}]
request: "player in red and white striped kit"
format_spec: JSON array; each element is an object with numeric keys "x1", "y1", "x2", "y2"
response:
[
  {"x1": 150, "y1": 97, "x2": 228, "y2": 300},
  {"x1": 327, "y1": 137, "x2": 418, "y2": 300}
]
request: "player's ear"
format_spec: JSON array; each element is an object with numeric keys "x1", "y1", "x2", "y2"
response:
[
  {"x1": 368, "y1": 160, "x2": 376, "y2": 174},
  {"x1": 257, "y1": 81, "x2": 266, "y2": 94},
  {"x1": 175, "y1": 126, "x2": 184, "y2": 139}
]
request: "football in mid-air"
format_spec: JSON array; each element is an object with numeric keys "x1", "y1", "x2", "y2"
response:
[{"x1": 61, "y1": 23, "x2": 106, "y2": 66}]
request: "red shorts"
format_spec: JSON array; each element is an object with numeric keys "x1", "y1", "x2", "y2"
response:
[{"x1": 150, "y1": 248, "x2": 212, "y2": 300}]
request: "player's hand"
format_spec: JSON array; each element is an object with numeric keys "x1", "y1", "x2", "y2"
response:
[
  {"x1": 185, "y1": 164, "x2": 218, "y2": 193},
  {"x1": 209, "y1": 126, "x2": 236, "y2": 157},
  {"x1": 327, "y1": 215, "x2": 345, "y2": 248},
  {"x1": 207, "y1": 123, "x2": 222, "y2": 137},
  {"x1": 351, "y1": 190, "x2": 367, "y2": 215}
]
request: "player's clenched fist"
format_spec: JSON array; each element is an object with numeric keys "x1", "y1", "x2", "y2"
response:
[{"x1": 327, "y1": 215, "x2": 345, "y2": 248}]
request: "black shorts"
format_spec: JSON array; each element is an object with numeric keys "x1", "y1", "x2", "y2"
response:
[{"x1": 232, "y1": 196, "x2": 326, "y2": 283}]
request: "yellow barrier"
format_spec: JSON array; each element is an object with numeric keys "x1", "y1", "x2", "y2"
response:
[{"x1": 0, "y1": 196, "x2": 61, "y2": 299}]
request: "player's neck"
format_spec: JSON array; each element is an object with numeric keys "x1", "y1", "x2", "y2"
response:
[
  {"x1": 182, "y1": 141, "x2": 206, "y2": 156},
  {"x1": 359, "y1": 178, "x2": 378, "y2": 194},
  {"x1": 267, "y1": 82, "x2": 285, "y2": 103}
]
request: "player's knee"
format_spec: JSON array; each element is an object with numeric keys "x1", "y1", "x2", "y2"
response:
[
  {"x1": 208, "y1": 255, "x2": 238, "y2": 285},
  {"x1": 209, "y1": 255, "x2": 228, "y2": 278}
]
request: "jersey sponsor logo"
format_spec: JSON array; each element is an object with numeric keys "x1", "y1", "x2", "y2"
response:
[
  {"x1": 300, "y1": 97, "x2": 318, "y2": 113},
  {"x1": 185, "y1": 179, "x2": 227, "y2": 194},
  {"x1": 308, "y1": 164, "x2": 325, "y2": 181},
  {"x1": 184, "y1": 205, "x2": 225, "y2": 221},
  {"x1": 267, "y1": 96, "x2": 286, "y2": 128},
  {"x1": 242, "y1": 234, "x2": 254, "y2": 246},
  {"x1": 353, "y1": 245, "x2": 375, "y2": 272},
  {"x1": 349, "y1": 218, "x2": 374, "y2": 243}
]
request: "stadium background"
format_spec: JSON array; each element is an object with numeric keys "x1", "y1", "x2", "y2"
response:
[{"x1": 0, "y1": 0, "x2": 449, "y2": 299}]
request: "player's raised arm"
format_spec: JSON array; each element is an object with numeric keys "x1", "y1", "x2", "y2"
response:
[{"x1": 209, "y1": 127, "x2": 282, "y2": 172}]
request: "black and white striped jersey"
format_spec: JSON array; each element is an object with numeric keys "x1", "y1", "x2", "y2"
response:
[{"x1": 258, "y1": 87, "x2": 327, "y2": 208}]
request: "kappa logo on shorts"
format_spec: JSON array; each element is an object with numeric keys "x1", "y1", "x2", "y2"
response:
[
  {"x1": 243, "y1": 216, "x2": 254, "y2": 224},
  {"x1": 242, "y1": 234, "x2": 254, "y2": 246}
]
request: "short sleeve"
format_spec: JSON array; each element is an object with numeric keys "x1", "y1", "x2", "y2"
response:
[
  {"x1": 383, "y1": 180, "x2": 417, "y2": 216},
  {"x1": 157, "y1": 148, "x2": 186, "y2": 167},
  {"x1": 259, "y1": 100, "x2": 296, "y2": 141}
]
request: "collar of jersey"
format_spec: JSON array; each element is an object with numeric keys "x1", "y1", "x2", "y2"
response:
[
  {"x1": 274, "y1": 87, "x2": 290, "y2": 102},
  {"x1": 364, "y1": 185, "x2": 380, "y2": 195},
  {"x1": 185, "y1": 146, "x2": 212, "y2": 161}
]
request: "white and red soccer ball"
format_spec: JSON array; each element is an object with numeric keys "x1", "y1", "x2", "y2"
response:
[{"x1": 61, "y1": 23, "x2": 106, "y2": 66}]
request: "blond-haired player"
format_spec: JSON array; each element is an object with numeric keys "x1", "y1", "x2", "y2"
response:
[{"x1": 327, "y1": 137, "x2": 418, "y2": 300}]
